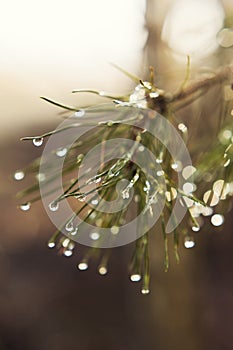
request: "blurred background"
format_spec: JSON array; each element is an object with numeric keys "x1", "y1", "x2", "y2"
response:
[{"x1": 0, "y1": 0, "x2": 233, "y2": 349}]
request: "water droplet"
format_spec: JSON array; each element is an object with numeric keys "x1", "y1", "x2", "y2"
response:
[
  {"x1": 63, "y1": 249, "x2": 73, "y2": 257},
  {"x1": 130, "y1": 274, "x2": 141, "y2": 282},
  {"x1": 32, "y1": 137, "x2": 43, "y2": 147},
  {"x1": 74, "y1": 109, "x2": 85, "y2": 117},
  {"x1": 141, "y1": 288, "x2": 150, "y2": 295},
  {"x1": 138, "y1": 145, "x2": 145, "y2": 152},
  {"x1": 224, "y1": 159, "x2": 231, "y2": 167},
  {"x1": 184, "y1": 236, "x2": 195, "y2": 248},
  {"x1": 99, "y1": 266, "x2": 108, "y2": 275},
  {"x1": 178, "y1": 123, "x2": 188, "y2": 133},
  {"x1": 68, "y1": 242, "x2": 75, "y2": 250},
  {"x1": 70, "y1": 228, "x2": 78, "y2": 236},
  {"x1": 56, "y1": 147, "x2": 68, "y2": 157},
  {"x1": 78, "y1": 262, "x2": 88, "y2": 270},
  {"x1": 77, "y1": 194, "x2": 86, "y2": 202},
  {"x1": 14, "y1": 170, "x2": 25, "y2": 181},
  {"x1": 111, "y1": 226, "x2": 119, "y2": 235},
  {"x1": 65, "y1": 222, "x2": 74, "y2": 232},
  {"x1": 49, "y1": 201, "x2": 59, "y2": 212},
  {"x1": 211, "y1": 214, "x2": 224, "y2": 226},
  {"x1": 90, "y1": 232, "x2": 100, "y2": 241},
  {"x1": 192, "y1": 225, "x2": 200, "y2": 232},
  {"x1": 171, "y1": 161, "x2": 182, "y2": 172},
  {"x1": 20, "y1": 202, "x2": 31, "y2": 211},
  {"x1": 62, "y1": 238, "x2": 70, "y2": 248},
  {"x1": 156, "y1": 158, "x2": 163, "y2": 164},
  {"x1": 48, "y1": 242, "x2": 55, "y2": 248},
  {"x1": 91, "y1": 199, "x2": 99, "y2": 206}
]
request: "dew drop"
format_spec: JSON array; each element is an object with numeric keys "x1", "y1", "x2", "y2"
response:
[
  {"x1": 90, "y1": 232, "x2": 100, "y2": 241},
  {"x1": 65, "y1": 222, "x2": 74, "y2": 232},
  {"x1": 78, "y1": 262, "x2": 88, "y2": 270},
  {"x1": 130, "y1": 274, "x2": 141, "y2": 282},
  {"x1": 184, "y1": 236, "x2": 195, "y2": 248},
  {"x1": 77, "y1": 194, "x2": 86, "y2": 202},
  {"x1": 56, "y1": 147, "x2": 68, "y2": 157},
  {"x1": 74, "y1": 109, "x2": 85, "y2": 117},
  {"x1": 14, "y1": 170, "x2": 25, "y2": 181},
  {"x1": 192, "y1": 225, "x2": 200, "y2": 232},
  {"x1": 63, "y1": 250, "x2": 73, "y2": 257},
  {"x1": 211, "y1": 214, "x2": 224, "y2": 226},
  {"x1": 224, "y1": 159, "x2": 231, "y2": 167},
  {"x1": 48, "y1": 242, "x2": 55, "y2": 248},
  {"x1": 20, "y1": 202, "x2": 31, "y2": 211},
  {"x1": 138, "y1": 145, "x2": 145, "y2": 152},
  {"x1": 99, "y1": 266, "x2": 108, "y2": 275},
  {"x1": 178, "y1": 123, "x2": 188, "y2": 133},
  {"x1": 141, "y1": 288, "x2": 150, "y2": 295},
  {"x1": 49, "y1": 201, "x2": 59, "y2": 212},
  {"x1": 68, "y1": 242, "x2": 75, "y2": 250},
  {"x1": 171, "y1": 161, "x2": 182, "y2": 172},
  {"x1": 32, "y1": 137, "x2": 43, "y2": 147},
  {"x1": 91, "y1": 199, "x2": 99, "y2": 206},
  {"x1": 62, "y1": 238, "x2": 70, "y2": 248}
]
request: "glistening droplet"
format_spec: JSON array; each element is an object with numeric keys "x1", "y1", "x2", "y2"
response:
[
  {"x1": 49, "y1": 201, "x2": 59, "y2": 212},
  {"x1": 63, "y1": 249, "x2": 73, "y2": 257},
  {"x1": 56, "y1": 147, "x2": 68, "y2": 157},
  {"x1": 32, "y1": 138, "x2": 44, "y2": 147},
  {"x1": 98, "y1": 266, "x2": 108, "y2": 275},
  {"x1": 14, "y1": 170, "x2": 25, "y2": 181},
  {"x1": 141, "y1": 288, "x2": 150, "y2": 295},
  {"x1": 130, "y1": 274, "x2": 141, "y2": 282},
  {"x1": 74, "y1": 109, "x2": 85, "y2": 117},
  {"x1": 184, "y1": 236, "x2": 195, "y2": 248},
  {"x1": 65, "y1": 222, "x2": 74, "y2": 232},
  {"x1": 211, "y1": 214, "x2": 224, "y2": 227},
  {"x1": 78, "y1": 262, "x2": 88, "y2": 270},
  {"x1": 90, "y1": 232, "x2": 100, "y2": 241},
  {"x1": 20, "y1": 202, "x2": 31, "y2": 211}
]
